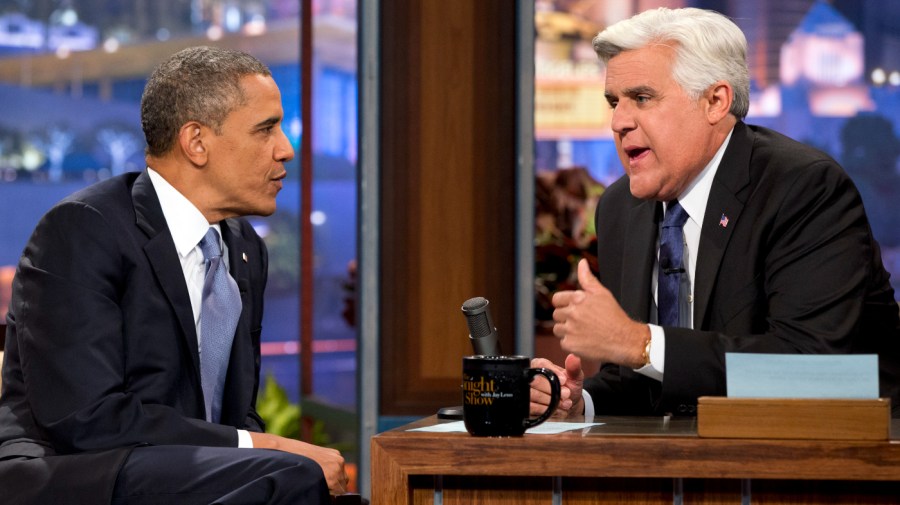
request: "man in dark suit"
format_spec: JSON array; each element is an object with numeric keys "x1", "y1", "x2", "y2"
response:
[
  {"x1": 530, "y1": 8, "x2": 900, "y2": 418},
  {"x1": 0, "y1": 46, "x2": 347, "y2": 504}
]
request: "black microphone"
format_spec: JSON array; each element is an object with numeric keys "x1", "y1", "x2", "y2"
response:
[
  {"x1": 461, "y1": 296, "x2": 501, "y2": 356},
  {"x1": 436, "y1": 296, "x2": 503, "y2": 420}
]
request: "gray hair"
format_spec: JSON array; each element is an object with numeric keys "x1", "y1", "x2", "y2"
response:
[
  {"x1": 592, "y1": 7, "x2": 750, "y2": 119},
  {"x1": 141, "y1": 46, "x2": 272, "y2": 157}
]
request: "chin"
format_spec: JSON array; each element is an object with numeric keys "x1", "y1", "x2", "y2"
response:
[
  {"x1": 628, "y1": 181, "x2": 654, "y2": 201},
  {"x1": 241, "y1": 201, "x2": 277, "y2": 218}
]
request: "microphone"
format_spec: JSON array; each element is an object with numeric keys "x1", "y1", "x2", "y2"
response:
[
  {"x1": 437, "y1": 296, "x2": 503, "y2": 419},
  {"x1": 461, "y1": 296, "x2": 501, "y2": 356}
]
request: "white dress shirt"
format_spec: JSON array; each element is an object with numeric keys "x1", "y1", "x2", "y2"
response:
[
  {"x1": 582, "y1": 128, "x2": 734, "y2": 417},
  {"x1": 147, "y1": 168, "x2": 253, "y2": 448}
]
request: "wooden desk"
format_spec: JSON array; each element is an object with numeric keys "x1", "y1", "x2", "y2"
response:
[{"x1": 371, "y1": 416, "x2": 900, "y2": 504}]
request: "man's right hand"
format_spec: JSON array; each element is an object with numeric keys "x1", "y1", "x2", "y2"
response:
[
  {"x1": 530, "y1": 354, "x2": 585, "y2": 419},
  {"x1": 249, "y1": 431, "x2": 348, "y2": 495}
]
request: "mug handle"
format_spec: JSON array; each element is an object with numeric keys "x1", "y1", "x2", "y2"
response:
[{"x1": 523, "y1": 367, "x2": 561, "y2": 429}]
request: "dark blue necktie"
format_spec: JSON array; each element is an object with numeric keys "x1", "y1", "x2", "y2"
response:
[
  {"x1": 658, "y1": 200, "x2": 689, "y2": 327},
  {"x1": 199, "y1": 228, "x2": 241, "y2": 423}
]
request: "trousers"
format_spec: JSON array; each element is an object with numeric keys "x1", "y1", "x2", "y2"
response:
[{"x1": 112, "y1": 445, "x2": 329, "y2": 505}]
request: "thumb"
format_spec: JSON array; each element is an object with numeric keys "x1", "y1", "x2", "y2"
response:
[
  {"x1": 564, "y1": 353, "x2": 584, "y2": 381},
  {"x1": 577, "y1": 258, "x2": 602, "y2": 293}
]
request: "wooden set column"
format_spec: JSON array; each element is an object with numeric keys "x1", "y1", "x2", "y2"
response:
[{"x1": 379, "y1": 1, "x2": 519, "y2": 416}]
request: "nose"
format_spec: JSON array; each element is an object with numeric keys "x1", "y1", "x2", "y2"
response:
[
  {"x1": 275, "y1": 127, "x2": 295, "y2": 162},
  {"x1": 610, "y1": 101, "x2": 636, "y2": 135}
]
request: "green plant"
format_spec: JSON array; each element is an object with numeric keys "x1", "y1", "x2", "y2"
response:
[{"x1": 256, "y1": 374, "x2": 331, "y2": 446}]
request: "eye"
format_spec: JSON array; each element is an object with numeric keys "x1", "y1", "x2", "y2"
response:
[{"x1": 636, "y1": 95, "x2": 651, "y2": 104}]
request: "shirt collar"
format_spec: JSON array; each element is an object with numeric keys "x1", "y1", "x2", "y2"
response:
[
  {"x1": 146, "y1": 167, "x2": 218, "y2": 258},
  {"x1": 671, "y1": 127, "x2": 735, "y2": 226}
]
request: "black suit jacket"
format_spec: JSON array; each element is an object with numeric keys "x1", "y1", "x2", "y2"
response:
[
  {"x1": 586, "y1": 122, "x2": 900, "y2": 416},
  {"x1": 0, "y1": 171, "x2": 268, "y2": 503}
]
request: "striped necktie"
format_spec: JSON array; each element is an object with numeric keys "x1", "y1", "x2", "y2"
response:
[{"x1": 658, "y1": 200, "x2": 689, "y2": 327}]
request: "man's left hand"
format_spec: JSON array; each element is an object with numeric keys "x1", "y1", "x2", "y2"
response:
[{"x1": 551, "y1": 259, "x2": 650, "y2": 368}]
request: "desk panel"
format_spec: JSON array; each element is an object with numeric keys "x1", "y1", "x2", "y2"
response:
[{"x1": 372, "y1": 416, "x2": 900, "y2": 505}]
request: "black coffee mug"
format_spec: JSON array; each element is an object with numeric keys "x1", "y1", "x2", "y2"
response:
[{"x1": 462, "y1": 355, "x2": 561, "y2": 436}]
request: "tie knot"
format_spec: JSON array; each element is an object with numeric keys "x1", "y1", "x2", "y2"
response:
[
  {"x1": 199, "y1": 228, "x2": 223, "y2": 261},
  {"x1": 663, "y1": 200, "x2": 689, "y2": 229}
]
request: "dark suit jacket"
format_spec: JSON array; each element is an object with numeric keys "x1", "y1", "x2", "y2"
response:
[
  {"x1": 585, "y1": 122, "x2": 900, "y2": 416},
  {"x1": 0, "y1": 170, "x2": 268, "y2": 503}
]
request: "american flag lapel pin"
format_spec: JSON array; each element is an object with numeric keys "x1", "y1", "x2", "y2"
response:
[
  {"x1": 719, "y1": 213, "x2": 729, "y2": 228},
  {"x1": 242, "y1": 252, "x2": 249, "y2": 263}
]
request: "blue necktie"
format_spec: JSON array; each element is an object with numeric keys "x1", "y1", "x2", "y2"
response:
[
  {"x1": 658, "y1": 201, "x2": 689, "y2": 327},
  {"x1": 199, "y1": 228, "x2": 241, "y2": 423}
]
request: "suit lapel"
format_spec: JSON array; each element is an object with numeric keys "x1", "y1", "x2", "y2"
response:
[
  {"x1": 620, "y1": 198, "x2": 660, "y2": 322},
  {"x1": 219, "y1": 218, "x2": 252, "y2": 420},
  {"x1": 132, "y1": 171, "x2": 202, "y2": 376},
  {"x1": 220, "y1": 219, "x2": 251, "y2": 310},
  {"x1": 694, "y1": 122, "x2": 754, "y2": 328}
]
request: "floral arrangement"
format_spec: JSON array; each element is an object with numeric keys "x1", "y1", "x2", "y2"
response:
[{"x1": 534, "y1": 166, "x2": 604, "y2": 330}]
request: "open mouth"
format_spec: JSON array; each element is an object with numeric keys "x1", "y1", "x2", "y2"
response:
[{"x1": 625, "y1": 147, "x2": 650, "y2": 160}]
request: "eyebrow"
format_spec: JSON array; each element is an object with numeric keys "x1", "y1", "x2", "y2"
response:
[
  {"x1": 253, "y1": 116, "x2": 281, "y2": 130},
  {"x1": 606, "y1": 85, "x2": 657, "y2": 100}
]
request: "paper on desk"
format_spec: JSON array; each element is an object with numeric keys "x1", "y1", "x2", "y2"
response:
[
  {"x1": 407, "y1": 421, "x2": 602, "y2": 434},
  {"x1": 725, "y1": 353, "x2": 879, "y2": 399},
  {"x1": 525, "y1": 421, "x2": 603, "y2": 434}
]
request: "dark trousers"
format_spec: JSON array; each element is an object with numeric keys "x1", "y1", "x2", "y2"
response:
[{"x1": 112, "y1": 445, "x2": 330, "y2": 505}]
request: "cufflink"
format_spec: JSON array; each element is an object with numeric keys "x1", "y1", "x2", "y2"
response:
[{"x1": 242, "y1": 252, "x2": 248, "y2": 263}]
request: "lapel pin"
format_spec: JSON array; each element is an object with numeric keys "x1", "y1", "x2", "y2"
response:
[
  {"x1": 719, "y1": 213, "x2": 730, "y2": 228},
  {"x1": 242, "y1": 252, "x2": 248, "y2": 263}
]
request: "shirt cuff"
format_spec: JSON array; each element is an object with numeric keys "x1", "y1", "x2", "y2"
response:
[
  {"x1": 582, "y1": 390, "x2": 595, "y2": 420},
  {"x1": 237, "y1": 429, "x2": 254, "y2": 448},
  {"x1": 633, "y1": 324, "x2": 665, "y2": 382}
]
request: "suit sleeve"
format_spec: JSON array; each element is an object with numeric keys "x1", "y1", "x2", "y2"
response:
[{"x1": 16, "y1": 201, "x2": 238, "y2": 453}]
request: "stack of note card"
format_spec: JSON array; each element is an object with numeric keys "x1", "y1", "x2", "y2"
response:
[{"x1": 697, "y1": 354, "x2": 889, "y2": 440}]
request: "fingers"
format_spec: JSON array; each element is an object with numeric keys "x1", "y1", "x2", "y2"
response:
[
  {"x1": 530, "y1": 399, "x2": 552, "y2": 416},
  {"x1": 530, "y1": 358, "x2": 574, "y2": 416},
  {"x1": 551, "y1": 289, "x2": 585, "y2": 309},
  {"x1": 318, "y1": 447, "x2": 348, "y2": 495},
  {"x1": 531, "y1": 377, "x2": 572, "y2": 400},
  {"x1": 530, "y1": 357, "x2": 557, "y2": 369},
  {"x1": 531, "y1": 394, "x2": 572, "y2": 418},
  {"x1": 530, "y1": 358, "x2": 573, "y2": 389},
  {"x1": 530, "y1": 357, "x2": 588, "y2": 421},
  {"x1": 529, "y1": 368, "x2": 553, "y2": 416},
  {"x1": 249, "y1": 432, "x2": 349, "y2": 495},
  {"x1": 531, "y1": 375, "x2": 576, "y2": 418},
  {"x1": 530, "y1": 375, "x2": 554, "y2": 405}
]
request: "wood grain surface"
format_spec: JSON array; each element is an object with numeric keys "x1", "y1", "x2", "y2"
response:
[{"x1": 372, "y1": 416, "x2": 900, "y2": 504}]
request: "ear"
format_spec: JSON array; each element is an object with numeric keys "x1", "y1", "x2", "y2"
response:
[
  {"x1": 178, "y1": 122, "x2": 209, "y2": 166},
  {"x1": 704, "y1": 80, "x2": 734, "y2": 125}
]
